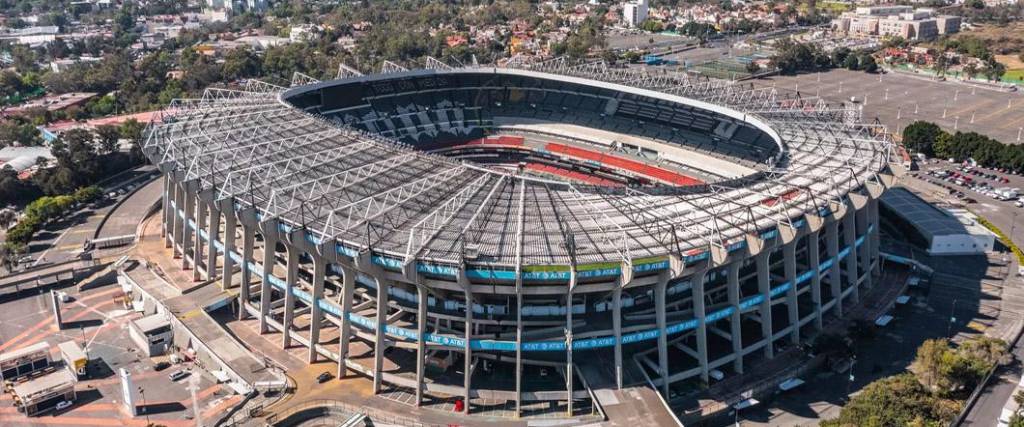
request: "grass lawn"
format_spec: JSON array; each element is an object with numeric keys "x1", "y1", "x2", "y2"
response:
[{"x1": 1004, "y1": 69, "x2": 1024, "y2": 83}]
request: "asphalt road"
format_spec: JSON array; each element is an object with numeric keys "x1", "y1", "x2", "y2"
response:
[
  {"x1": 961, "y1": 339, "x2": 1024, "y2": 426},
  {"x1": 9, "y1": 165, "x2": 159, "y2": 271}
]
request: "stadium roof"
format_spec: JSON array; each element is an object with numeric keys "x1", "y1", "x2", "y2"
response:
[{"x1": 144, "y1": 58, "x2": 893, "y2": 270}]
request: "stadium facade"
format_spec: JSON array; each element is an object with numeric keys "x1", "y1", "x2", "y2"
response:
[{"x1": 144, "y1": 58, "x2": 894, "y2": 417}]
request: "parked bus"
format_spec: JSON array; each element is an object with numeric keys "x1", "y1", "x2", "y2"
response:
[{"x1": 82, "y1": 234, "x2": 135, "y2": 251}]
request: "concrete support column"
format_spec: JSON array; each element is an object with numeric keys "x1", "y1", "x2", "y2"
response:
[
  {"x1": 783, "y1": 242, "x2": 799, "y2": 345},
  {"x1": 181, "y1": 187, "x2": 194, "y2": 270},
  {"x1": 338, "y1": 266, "x2": 355, "y2": 379},
  {"x1": 373, "y1": 279, "x2": 389, "y2": 394},
  {"x1": 174, "y1": 183, "x2": 185, "y2": 256},
  {"x1": 162, "y1": 175, "x2": 172, "y2": 245},
  {"x1": 755, "y1": 251, "x2": 773, "y2": 359},
  {"x1": 462, "y1": 287, "x2": 473, "y2": 414},
  {"x1": 727, "y1": 262, "x2": 743, "y2": 374},
  {"x1": 206, "y1": 206, "x2": 220, "y2": 281},
  {"x1": 282, "y1": 246, "x2": 298, "y2": 349},
  {"x1": 258, "y1": 227, "x2": 277, "y2": 334},
  {"x1": 565, "y1": 290, "x2": 574, "y2": 416},
  {"x1": 654, "y1": 272, "x2": 669, "y2": 397},
  {"x1": 415, "y1": 285, "x2": 428, "y2": 406},
  {"x1": 222, "y1": 210, "x2": 237, "y2": 293},
  {"x1": 168, "y1": 179, "x2": 180, "y2": 251},
  {"x1": 515, "y1": 292, "x2": 523, "y2": 416},
  {"x1": 826, "y1": 220, "x2": 842, "y2": 318},
  {"x1": 843, "y1": 211, "x2": 859, "y2": 304},
  {"x1": 869, "y1": 198, "x2": 881, "y2": 276},
  {"x1": 809, "y1": 230, "x2": 823, "y2": 331},
  {"x1": 193, "y1": 200, "x2": 206, "y2": 282},
  {"x1": 308, "y1": 256, "x2": 326, "y2": 363},
  {"x1": 856, "y1": 206, "x2": 872, "y2": 290},
  {"x1": 612, "y1": 286, "x2": 624, "y2": 389},
  {"x1": 238, "y1": 223, "x2": 254, "y2": 320},
  {"x1": 692, "y1": 271, "x2": 709, "y2": 384}
]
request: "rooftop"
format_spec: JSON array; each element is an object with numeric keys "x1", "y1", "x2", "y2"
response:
[
  {"x1": 132, "y1": 313, "x2": 170, "y2": 333},
  {"x1": 11, "y1": 368, "x2": 76, "y2": 401},
  {"x1": 145, "y1": 60, "x2": 893, "y2": 269},
  {"x1": 0, "y1": 341, "x2": 51, "y2": 363},
  {"x1": 880, "y1": 187, "x2": 991, "y2": 240}
]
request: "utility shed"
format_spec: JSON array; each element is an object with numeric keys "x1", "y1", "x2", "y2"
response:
[{"x1": 129, "y1": 314, "x2": 173, "y2": 357}]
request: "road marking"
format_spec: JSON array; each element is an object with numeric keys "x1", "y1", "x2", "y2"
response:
[
  {"x1": 5, "y1": 296, "x2": 119, "y2": 352},
  {"x1": 179, "y1": 308, "x2": 203, "y2": 320},
  {"x1": 31, "y1": 227, "x2": 76, "y2": 267}
]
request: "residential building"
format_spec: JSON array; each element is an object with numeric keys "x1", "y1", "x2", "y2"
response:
[
  {"x1": 623, "y1": 0, "x2": 649, "y2": 28},
  {"x1": 833, "y1": 5, "x2": 959, "y2": 40}
]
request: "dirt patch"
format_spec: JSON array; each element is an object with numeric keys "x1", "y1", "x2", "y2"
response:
[
  {"x1": 996, "y1": 54, "x2": 1024, "y2": 69},
  {"x1": 954, "y1": 23, "x2": 1024, "y2": 55}
]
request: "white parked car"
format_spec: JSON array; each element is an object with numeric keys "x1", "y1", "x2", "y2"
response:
[
  {"x1": 168, "y1": 370, "x2": 189, "y2": 381},
  {"x1": 55, "y1": 401, "x2": 72, "y2": 411}
]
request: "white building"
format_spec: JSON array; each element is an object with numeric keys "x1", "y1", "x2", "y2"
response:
[
  {"x1": 0, "y1": 26, "x2": 58, "y2": 46},
  {"x1": 129, "y1": 314, "x2": 173, "y2": 357},
  {"x1": 289, "y1": 24, "x2": 319, "y2": 43},
  {"x1": 833, "y1": 5, "x2": 959, "y2": 40},
  {"x1": 880, "y1": 188, "x2": 995, "y2": 256},
  {"x1": 622, "y1": 0, "x2": 649, "y2": 28}
]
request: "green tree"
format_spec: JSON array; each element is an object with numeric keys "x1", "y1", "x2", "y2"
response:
[
  {"x1": 821, "y1": 373, "x2": 961, "y2": 427},
  {"x1": 843, "y1": 53, "x2": 860, "y2": 70},
  {"x1": 911, "y1": 338, "x2": 950, "y2": 391},
  {"x1": 830, "y1": 47, "x2": 851, "y2": 67},
  {"x1": 222, "y1": 47, "x2": 261, "y2": 81},
  {"x1": 640, "y1": 19, "x2": 664, "y2": 33},
  {"x1": 120, "y1": 119, "x2": 146, "y2": 162},
  {"x1": 96, "y1": 125, "x2": 120, "y2": 155},
  {"x1": 860, "y1": 54, "x2": 878, "y2": 73},
  {"x1": 902, "y1": 121, "x2": 946, "y2": 157},
  {"x1": 0, "y1": 119, "x2": 43, "y2": 147}
]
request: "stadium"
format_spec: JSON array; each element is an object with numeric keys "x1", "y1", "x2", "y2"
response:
[{"x1": 143, "y1": 58, "x2": 894, "y2": 418}]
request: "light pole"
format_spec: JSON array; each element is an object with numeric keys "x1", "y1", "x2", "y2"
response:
[
  {"x1": 845, "y1": 356, "x2": 857, "y2": 402},
  {"x1": 1012, "y1": 211, "x2": 1018, "y2": 245},
  {"x1": 188, "y1": 372, "x2": 202, "y2": 427},
  {"x1": 948, "y1": 298, "x2": 958, "y2": 337},
  {"x1": 138, "y1": 387, "x2": 150, "y2": 424}
]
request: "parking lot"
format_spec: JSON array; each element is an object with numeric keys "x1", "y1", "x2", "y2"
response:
[
  {"x1": 0, "y1": 282, "x2": 238, "y2": 426},
  {"x1": 910, "y1": 159, "x2": 1024, "y2": 249},
  {"x1": 752, "y1": 69, "x2": 1024, "y2": 145}
]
